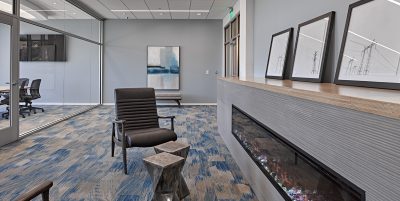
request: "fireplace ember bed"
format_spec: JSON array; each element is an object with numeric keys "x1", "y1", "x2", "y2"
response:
[{"x1": 231, "y1": 105, "x2": 365, "y2": 201}]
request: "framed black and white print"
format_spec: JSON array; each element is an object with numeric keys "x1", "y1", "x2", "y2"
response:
[
  {"x1": 290, "y1": 12, "x2": 335, "y2": 82},
  {"x1": 265, "y1": 28, "x2": 293, "y2": 79},
  {"x1": 335, "y1": 0, "x2": 400, "y2": 90}
]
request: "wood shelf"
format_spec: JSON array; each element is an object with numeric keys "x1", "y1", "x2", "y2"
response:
[{"x1": 219, "y1": 77, "x2": 400, "y2": 120}]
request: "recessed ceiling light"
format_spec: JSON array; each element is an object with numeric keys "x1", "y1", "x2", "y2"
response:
[
  {"x1": 159, "y1": 13, "x2": 164, "y2": 15},
  {"x1": 72, "y1": 12, "x2": 76, "y2": 15},
  {"x1": 111, "y1": 9, "x2": 209, "y2": 13},
  {"x1": 122, "y1": 12, "x2": 126, "y2": 15},
  {"x1": 196, "y1": 13, "x2": 201, "y2": 16},
  {"x1": 52, "y1": 2, "x2": 56, "y2": 5}
]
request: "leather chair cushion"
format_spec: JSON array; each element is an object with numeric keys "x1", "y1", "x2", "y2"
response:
[{"x1": 125, "y1": 128, "x2": 177, "y2": 147}]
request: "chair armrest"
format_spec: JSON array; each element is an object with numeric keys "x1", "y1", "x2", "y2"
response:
[
  {"x1": 158, "y1": 116, "x2": 175, "y2": 131},
  {"x1": 15, "y1": 180, "x2": 53, "y2": 201},
  {"x1": 112, "y1": 119, "x2": 126, "y2": 124},
  {"x1": 112, "y1": 119, "x2": 127, "y2": 142}
]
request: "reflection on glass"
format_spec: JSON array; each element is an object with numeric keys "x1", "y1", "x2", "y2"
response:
[
  {"x1": 232, "y1": 106, "x2": 363, "y2": 201},
  {"x1": 20, "y1": 0, "x2": 100, "y2": 42},
  {"x1": 0, "y1": 23, "x2": 11, "y2": 129},
  {"x1": 18, "y1": 21, "x2": 100, "y2": 134},
  {"x1": 0, "y1": 0, "x2": 13, "y2": 15}
]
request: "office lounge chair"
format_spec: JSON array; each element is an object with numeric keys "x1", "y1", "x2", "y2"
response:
[
  {"x1": 23, "y1": 79, "x2": 44, "y2": 114},
  {"x1": 15, "y1": 180, "x2": 53, "y2": 201},
  {"x1": 112, "y1": 88, "x2": 178, "y2": 174}
]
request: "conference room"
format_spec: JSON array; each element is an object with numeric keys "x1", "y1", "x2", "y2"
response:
[{"x1": 0, "y1": 0, "x2": 100, "y2": 135}]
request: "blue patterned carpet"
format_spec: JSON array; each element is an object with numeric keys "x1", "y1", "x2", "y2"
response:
[{"x1": 0, "y1": 106, "x2": 257, "y2": 201}]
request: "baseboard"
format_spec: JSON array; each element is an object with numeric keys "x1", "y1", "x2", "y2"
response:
[{"x1": 102, "y1": 103, "x2": 217, "y2": 106}]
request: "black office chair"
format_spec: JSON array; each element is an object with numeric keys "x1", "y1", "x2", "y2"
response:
[
  {"x1": 1, "y1": 79, "x2": 31, "y2": 119},
  {"x1": 19, "y1": 78, "x2": 29, "y2": 87},
  {"x1": 23, "y1": 79, "x2": 44, "y2": 114}
]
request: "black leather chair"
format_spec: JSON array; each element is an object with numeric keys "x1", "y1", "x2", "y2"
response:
[
  {"x1": 112, "y1": 88, "x2": 178, "y2": 174},
  {"x1": 23, "y1": 79, "x2": 44, "y2": 114}
]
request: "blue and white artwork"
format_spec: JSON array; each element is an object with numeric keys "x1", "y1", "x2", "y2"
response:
[{"x1": 147, "y1": 46, "x2": 180, "y2": 90}]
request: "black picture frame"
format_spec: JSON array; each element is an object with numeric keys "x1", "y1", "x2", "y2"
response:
[
  {"x1": 290, "y1": 11, "x2": 335, "y2": 83},
  {"x1": 334, "y1": 0, "x2": 400, "y2": 90},
  {"x1": 265, "y1": 28, "x2": 293, "y2": 79}
]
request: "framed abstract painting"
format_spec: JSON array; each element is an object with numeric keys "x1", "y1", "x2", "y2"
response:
[{"x1": 147, "y1": 46, "x2": 180, "y2": 90}]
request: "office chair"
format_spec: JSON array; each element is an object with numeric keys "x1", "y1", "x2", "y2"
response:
[
  {"x1": 112, "y1": 88, "x2": 178, "y2": 174},
  {"x1": 1, "y1": 79, "x2": 30, "y2": 119},
  {"x1": 19, "y1": 78, "x2": 29, "y2": 87},
  {"x1": 23, "y1": 79, "x2": 44, "y2": 114}
]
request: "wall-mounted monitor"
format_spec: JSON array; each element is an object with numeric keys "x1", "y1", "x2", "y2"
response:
[{"x1": 20, "y1": 34, "x2": 66, "y2": 62}]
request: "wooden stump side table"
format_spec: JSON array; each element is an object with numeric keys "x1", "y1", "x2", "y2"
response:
[
  {"x1": 143, "y1": 152, "x2": 185, "y2": 201},
  {"x1": 154, "y1": 141, "x2": 190, "y2": 199}
]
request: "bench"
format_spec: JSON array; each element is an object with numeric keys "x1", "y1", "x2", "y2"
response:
[{"x1": 155, "y1": 92, "x2": 182, "y2": 107}]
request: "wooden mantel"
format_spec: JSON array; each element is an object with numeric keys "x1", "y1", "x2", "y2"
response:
[{"x1": 219, "y1": 77, "x2": 400, "y2": 120}]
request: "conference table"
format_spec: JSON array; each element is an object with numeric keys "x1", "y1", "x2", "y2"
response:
[{"x1": 0, "y1": 86, "x2": 10, "y2": 93}]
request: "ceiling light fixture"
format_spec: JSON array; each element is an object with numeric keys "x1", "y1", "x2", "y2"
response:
[
  {"x1": 111, "y1": 9, "x2": 209, "y2": 13},
  {"x1": 159, "y1": 13, "x2": 164, "y2": 15},
  {"x1": 24, "y1": 10, "x2": 67, "y2": 12},
  {"x1": 387, "y1": 0, "x2": 400, "y2": 6},
  {"x1": 196, "y1": 13, "x2": 202, "y2": 16}
]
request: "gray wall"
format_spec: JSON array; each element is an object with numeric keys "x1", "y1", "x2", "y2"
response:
[
  {"x1": 218, "y1": 79, "x2": 400, "y2": 201},
  {"x1": 104, "y1": 19, "x2": 222, "y2": 104},
  {"x1": 253, "y1": 0, "x2": 359, "y2": 81}
]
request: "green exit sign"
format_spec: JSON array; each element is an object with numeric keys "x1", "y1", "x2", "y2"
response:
[{"x1": 229, "y1": 7, "x2": 234, "y2": 19}]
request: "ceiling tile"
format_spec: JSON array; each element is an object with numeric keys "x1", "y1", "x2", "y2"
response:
[
  {"x1": 171, "y1": 12, "x2": 189, "y2": 19},
  {"x1": 189, "y1": 12, "x2": 206, "y2": 19},
  {"x1": 168, "y1": 0, "x2": 190, "y2": 19},
  {"x1": 98, "y1": 0, "x2": 136, "y2": 19},
  {"x1": 146, "y1": 0, "x2": 171, "y2": 19},
  {"x1": 121, "y1": 0, "x2": 153, "y2": 19},
  {"x1": 190, "y1": 0, "x2": 213, "y2": 10}
]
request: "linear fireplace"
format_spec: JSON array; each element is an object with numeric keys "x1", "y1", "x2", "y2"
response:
[{"x1": 231, "y1": 105, "x2": 365, "y2": 201}]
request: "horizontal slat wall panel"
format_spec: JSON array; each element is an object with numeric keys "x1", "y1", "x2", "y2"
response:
[{"x1": 217, "y1": 79, "x2": 400, "y2": 201}]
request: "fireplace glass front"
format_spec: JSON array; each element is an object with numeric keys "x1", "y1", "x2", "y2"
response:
[{"x1": 231, "y1": 105, "x2": 364, "y2": 201}]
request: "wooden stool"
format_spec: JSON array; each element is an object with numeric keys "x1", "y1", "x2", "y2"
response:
[
  {"x1": 154, "y1": 141, "x2": 190, "y2": 199},
  {"x1": 143, "y1": 152, "x2": 185, "y2": 201}
]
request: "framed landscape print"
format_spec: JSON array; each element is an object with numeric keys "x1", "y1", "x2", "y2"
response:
[
  {"x1": 147, "y1": 46, "x2": 180, "y2": 90},
  {"x1": 290, "y1": 12, "x2": 335, "y2": 82},
  {"x1": 335, "y1": 0, "x2": 400, "y2": 89},
  {"x1": 265, "y1": 28, "x2": 293, "y2": 79}
]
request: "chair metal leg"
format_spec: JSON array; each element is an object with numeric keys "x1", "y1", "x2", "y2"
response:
[
  {"x1": 122, "y1": 147, "x2": 128, "y2": 175},
  {"x1": 42, "y1": 190, "x2": 50, "y2": 201},
  {"x1": 111, "y1": 140, "x2": 115, "y2": 157}
]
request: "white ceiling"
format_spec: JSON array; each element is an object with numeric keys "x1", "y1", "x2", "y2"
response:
[{"x1": 78, "y1": 0, "x2": 237, "y2": 20}]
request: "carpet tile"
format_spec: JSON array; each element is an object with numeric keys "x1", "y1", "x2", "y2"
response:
[{"x1": 0, "y1": 106, "x2": 257, "y2": 201}]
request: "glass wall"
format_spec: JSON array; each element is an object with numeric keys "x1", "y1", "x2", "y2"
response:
[
  {"x1": 0, "y1": 23, "x2": 11, "y2": 130},
  {"x1": 20, "y1": 0, "x2": 100, "y2": 42},
  {"x1": 0, "y1": 0, "x2": 13, "y2": 15},
  {"x1": 7, "y1": 1, "x2": 102, "y2": 134}
]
